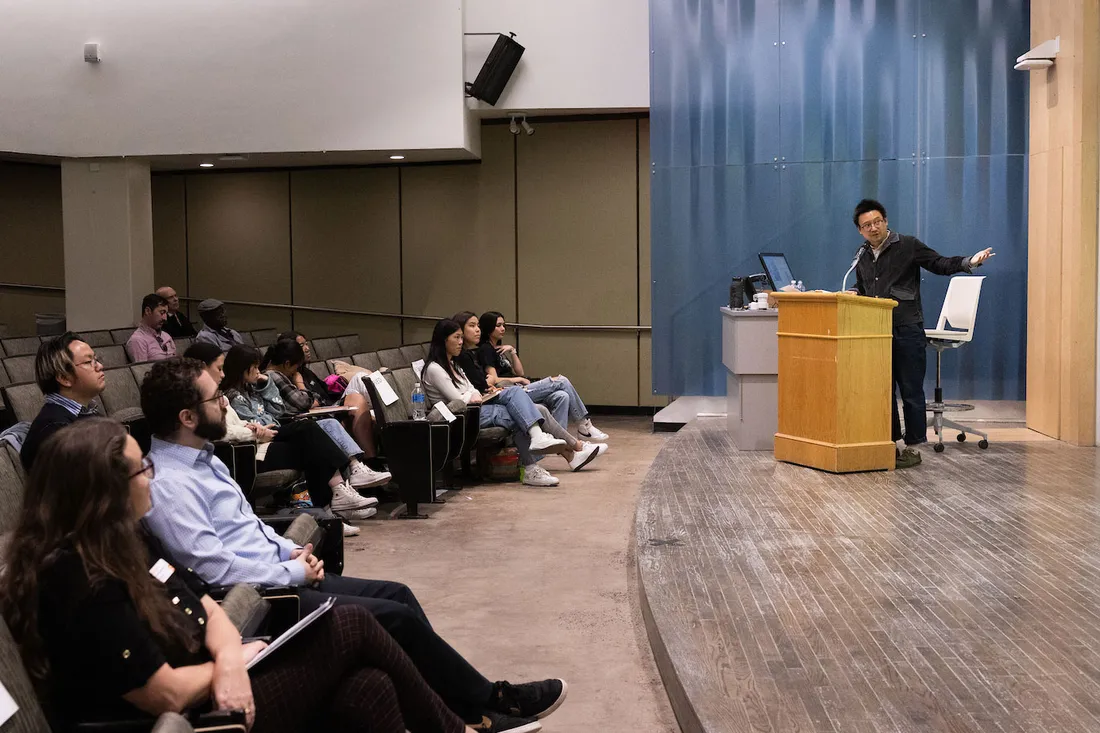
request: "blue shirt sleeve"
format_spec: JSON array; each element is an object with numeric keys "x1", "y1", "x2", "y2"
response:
[{"x1": 143, "y1": 474, "x2": 307, "y2": 588}]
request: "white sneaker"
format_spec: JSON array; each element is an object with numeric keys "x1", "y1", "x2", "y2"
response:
[
  {"x1": 567, "y1": 442, "x2": 605, "y2": 471},
  {"x1": 577, "y1": 419, "x2": 608, "y2": 442},
  {"x1": 342, "y1": 521, "x2": 361, "y2": 537},
  {"x1": 584, "y1": 440, "x2": 609, "y2": 456},
  {"x1": 522, "y1": 464, "x2": 560, "y2": 487},
  {"x1": 335, "y1": 506, "x2": 377, "y2": 521},
  {"x1": 528, "y1": 432, "x2": 567, "y2": 453},
  {"x1": 331, "y1": 481, "x2": 379, "y2": 512},
  {"x1": 348, "y1": 461, "x2": 392, "y2": 489}
]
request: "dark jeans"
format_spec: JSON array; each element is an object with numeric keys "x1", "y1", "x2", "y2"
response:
[
  {"x1": 892, "y1": 323, "x2": 928, "y2": 446},
  {"x1": 263, "y1": 419, "x2": 349, "y2": 507},
  {"x1": 299, "y1": 575, "x2": 494, "y2": 723}
]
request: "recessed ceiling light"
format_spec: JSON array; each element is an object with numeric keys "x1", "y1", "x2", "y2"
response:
[
  {"x1": 199, "y1": 162, "x2": 214, "y2": 168},
  {"x1": 389, "y1": 155, "x2": 405, "y2": 160}
]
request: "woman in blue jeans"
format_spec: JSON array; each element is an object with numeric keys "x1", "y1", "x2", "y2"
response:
[
  {"x1": 421, "y1": 319, "x2": 574, "y2": 487},
  {"x1": 456, "y1": 311, "x2": 608, "y2": 442}
]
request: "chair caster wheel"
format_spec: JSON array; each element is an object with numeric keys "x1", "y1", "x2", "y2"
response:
[
  {"x1": 934, "y1": 443, "x2": 945, "y2": 453},
  {"x1": 957, "y1": 433, "x2": 967, "y2": 442},
  {"x1": 978, "y1": 440, "x2": 989, "y2": 449}
]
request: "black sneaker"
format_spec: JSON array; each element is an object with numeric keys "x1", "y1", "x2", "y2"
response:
[
  {"x1": 490, "y1": 679, "x2": 568, "y2": 720},
  {"x1": 469, "y1": 711, "x2": 541, "y2": 733}
]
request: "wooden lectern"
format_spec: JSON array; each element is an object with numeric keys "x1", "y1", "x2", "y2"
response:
[{"x1": 772, "y1": 292, "x2": 897, "y2": 473}]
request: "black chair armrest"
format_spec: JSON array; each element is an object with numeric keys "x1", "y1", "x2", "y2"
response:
[{"x1": 76, "y1": 710, "x2": 247, "y2": 733}]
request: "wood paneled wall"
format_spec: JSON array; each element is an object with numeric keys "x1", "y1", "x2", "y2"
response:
[
  {"x1": 150, "y1": 118, "x2": 660, "y2": 407},
  {"x1": 1027, "y1": 1, "x2": 1100, "y2": 444},
  {"x1": 0, "y1": 162, "x2": 66, "y2": 335}
]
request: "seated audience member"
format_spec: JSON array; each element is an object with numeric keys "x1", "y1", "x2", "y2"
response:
[
  {"x1": 275, "y1": 330, "x2": 336, "y2": 406},
  {"x1": 140, "y1": 358, "x2": 566, "y2": 733},
  {"x1": 222, "y1": 344, "x2": 390, "y2": 490},
  {"x1": 0, "y1": 418, "x2": 473, "y2": 733},
  {"x1": 476, "y1": 311, "x2": 608, "y2": 442},
  {"x1": 450, "y1": 315, "x2": 605, "y2": 472},
  {"x1": 156, "y1": 285, "x2": 197, "y2": 338},
  {"x1": 184, "y1": 342, "x2": 375, "y2": 531},
  {"x1": 193, "y1": 299, "x2": 244, "y2": 352},
  {"x1": 263, "y1": 336, "x2": 383, "y2": 462},
  {"x1": 421, "y1": 320, "x2": 570, "y2": 487},
  {"x1": 126, "y1": 293, "x2": 177, "y2": 362},
  {"x1": 20, "y1": 332, "x2": 106, "y2": 470}
]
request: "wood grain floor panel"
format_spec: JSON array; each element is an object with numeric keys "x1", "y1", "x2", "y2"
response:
[{"x1": 636, "y1": 419, "x2": 1100, "y2": 732}]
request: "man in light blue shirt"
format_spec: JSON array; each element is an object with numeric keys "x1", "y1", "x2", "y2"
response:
[{"x1": 140, "y1": 358, "x2": 566, "y2": 733}]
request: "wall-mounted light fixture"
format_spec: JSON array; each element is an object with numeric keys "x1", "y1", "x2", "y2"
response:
[
  {"x1": 1015, "y1": 36, "x2": 1059, "y2": 71},
  {"x1": 508, "y1": 112, "x2": 534, "y2": 136}
]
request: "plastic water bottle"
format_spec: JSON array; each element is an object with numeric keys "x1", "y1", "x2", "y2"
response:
[
  {"x1": 790, "y1": 280, "x2": 797, "y2": 290},
  {"x1": 796, "y1": 280, "x2": 805, "y2": 292},
  {"x1": 411, "y1": 383, "x2": 426, "y2": 420}
]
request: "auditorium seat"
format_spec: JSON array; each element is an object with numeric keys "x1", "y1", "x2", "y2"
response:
[
  {"x1": 2, "y1": 355, "x2": 35, "y2": 384},
  {"x1": 0, "y1": 443, "x2": 24, "y2": 535},
  {"x1": 337, "y1": 334, "x2": 361, "y2": 356},
  {"x1": 240, "y1": 331, "x2": 256, "y2": 346},
  {"x1": 251, "y1": 329, "x2": 278, "y2": 347},
  {"x1": 376, "y1": 347, "x2": 406, "y2": 370},
  {"x1": 309, "y1": 361, "x2": 334, "y2": 377},
  {"x1": 310, "y1": 337, "x2": 343, "y2": 362},
  {"x1": 364, "y1": 368, "x2": 456, "y2": 517},
  {"x1": 110, "y1": 327, "x2": 134, "y2": 344},
  {"x1": 130, "y1": 361, "x2": 154, "y2": 386},
  {"x1": 0, "y1": 341, "x2": 5, "y2": 358},
  {"x1": 0, "y1": 336, "x2": 40, "y2": 357},
  {"x1": 99, "y1": 367, "x2": 144, "y2": 420},
  {"x1": 0, "y1": 384, "x2": 41, "y2": 425},
  {"x1": 351, "y1": 352, "x2": 382, "y2": 372},
  {"x1": 174, "y1": 336, "x2": 193, "y2": 353},
  {"x1": 98, "y1": 344, "x2": 129, "y2": 368},
  {"x1": 400, "y1": 344, "x2": 428, "y2": 364},
  {"x1": 81, "y1": 330, "x2": 115, "y2": 347}
]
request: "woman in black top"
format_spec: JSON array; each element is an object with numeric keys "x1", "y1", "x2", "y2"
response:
[{"x1": 0, "y1": 418, "x2": 468, "y2": 733}]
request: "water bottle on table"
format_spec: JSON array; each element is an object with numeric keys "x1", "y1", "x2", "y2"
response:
[{"x1": 411, "y1": 383, "x2": 427, "y2": 420}]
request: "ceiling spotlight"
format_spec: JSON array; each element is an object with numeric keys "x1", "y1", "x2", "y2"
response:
[
  {"x1": 389, "y1": 154, "x2": 405, "y2": 160},
  {"x1": 199, "y1": 163, "x2": 214, "y2": 168},
  {"x1": 520, "y1": 118, "x2": 534, "y2": 136},
  {"x1": 509, "y1": 117, "x2": 519, "y2": 135}
]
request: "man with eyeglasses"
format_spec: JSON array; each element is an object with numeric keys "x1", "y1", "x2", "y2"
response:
[
  {"x1": 126, "y1": 293, "x2": 177, "y2": 362},
  {"x1": 848, "y1": 199, "x2": 995, "y2": 469},
  {"x1": 20, "y1": 333, "x2": 107, "y2": 470}
]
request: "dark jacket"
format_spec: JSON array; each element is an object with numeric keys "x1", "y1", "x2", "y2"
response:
[
  {"x1": 20, "y1": 402, "x2": 85, "y2": 470},
  {"x1": 161, "y1": 312, "x2": 197, "y2": 338},
  {"x1": 853, "y1": 231, "x2": 973, "y2": 327}
]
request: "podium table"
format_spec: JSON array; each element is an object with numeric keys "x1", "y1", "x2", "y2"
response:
[{"x1": 772, "y1": 292, "x2": 897, "y2": 473}]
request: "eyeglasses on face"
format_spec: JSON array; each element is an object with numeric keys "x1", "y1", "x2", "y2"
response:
[
  {"x1": 194, "y1": 390, "x2": 226, "y2": 407},
  {"x1": 74, "y1": 356, "x2": 103, "y2": 369},
  {"x1": 130, "y1": 455, "x2": 155, "y2": 480},
  {"x1": 859, "y1": 218, "x2": 886, "y2": 232}
]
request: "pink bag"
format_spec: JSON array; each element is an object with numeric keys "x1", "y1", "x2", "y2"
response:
[{"x1": 323, "y1": 373, "x2": 348, "y2": 395}]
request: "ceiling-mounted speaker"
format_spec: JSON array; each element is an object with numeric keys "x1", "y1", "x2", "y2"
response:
[{"x1": 466, "y1": 34, "x2": 525, "y2": 106}]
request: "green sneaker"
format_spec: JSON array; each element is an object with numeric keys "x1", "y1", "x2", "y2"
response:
[{"x1": 896, "y1": 447, "x2": 922, "y2": 469}]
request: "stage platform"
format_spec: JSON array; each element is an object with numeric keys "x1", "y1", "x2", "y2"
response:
[{"x1": 636, "y1": 418, "x2": 1100, "y2": 733}]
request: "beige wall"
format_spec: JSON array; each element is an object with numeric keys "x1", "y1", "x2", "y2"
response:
[
  {"x1": 0, "y1": 118, "x2": 658, "y2": 405},
  {"x1": 0, "y1": 162, "x2": 66, "y2": 335},
  {"x1": 1027, "y1": 0, "x2": 1100, "y2": 445}
]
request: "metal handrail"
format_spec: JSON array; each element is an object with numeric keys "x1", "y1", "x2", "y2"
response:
[{"x1": 0, "y1": 283, "x2": 651, "y2": 333}]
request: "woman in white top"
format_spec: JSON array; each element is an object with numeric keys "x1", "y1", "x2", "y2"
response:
[{"x1": 420, "y1": 319, "x2": 569, "y2": 487}]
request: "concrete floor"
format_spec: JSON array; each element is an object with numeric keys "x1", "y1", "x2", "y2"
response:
[{"x1": 342, "y1": 415, "x2": 680, "y2": 733}]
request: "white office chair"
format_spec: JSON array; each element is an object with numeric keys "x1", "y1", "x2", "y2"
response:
[{"x1": 925, "y1": 276, "x2": 988, "y2": 452}]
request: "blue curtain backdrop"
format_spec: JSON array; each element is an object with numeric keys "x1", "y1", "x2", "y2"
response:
[{"x1": 650, "y1": 0, "x2": 1029, "y2": 400}]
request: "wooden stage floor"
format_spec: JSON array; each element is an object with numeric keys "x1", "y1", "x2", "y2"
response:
[{"x1": 635, "y1": 418, "x2": 1100, "y2": 733}]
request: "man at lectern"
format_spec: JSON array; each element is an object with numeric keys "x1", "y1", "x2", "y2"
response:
[{"x1": 847, "y1": 199, "x2": 994, "y2": 469}]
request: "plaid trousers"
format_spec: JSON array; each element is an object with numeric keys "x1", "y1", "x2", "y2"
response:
[{"x1": 250, "y1": 605, "x2": 465, "y2": 733}]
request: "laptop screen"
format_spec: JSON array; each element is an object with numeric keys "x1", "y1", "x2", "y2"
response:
[{"x1": 759, "y1": 253, "x2": 795, "y2": 291}]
